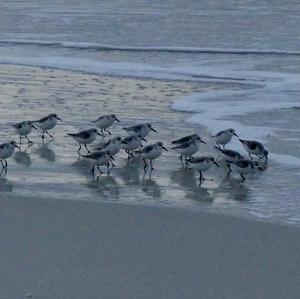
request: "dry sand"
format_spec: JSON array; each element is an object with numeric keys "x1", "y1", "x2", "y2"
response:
[{"x1": 0, "y1": 197, "x2": 300, "y2": 299}]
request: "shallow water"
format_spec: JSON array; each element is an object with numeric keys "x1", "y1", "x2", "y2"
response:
[{"x1": 0, "y1": 65, "x2": 300, "y2": 226}]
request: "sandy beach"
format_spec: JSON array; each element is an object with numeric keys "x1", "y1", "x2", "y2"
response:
[
  {"x1": 0, "y1": 64, "x2": 300, "y2": 298},
  {"x1": 1, "y1": 197, "x2": 300, "y2": 299}
]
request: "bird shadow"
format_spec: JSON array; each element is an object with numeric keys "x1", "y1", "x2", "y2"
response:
[
  {"x1": 35, "y1": 143, "x2": 56, "y2": 162},
  {"x1": 14, "y1": 151, "x2": 32, "y2": 167},
  {"x1": 0, "y1": 177, "x2": 14, "y2": 192}
]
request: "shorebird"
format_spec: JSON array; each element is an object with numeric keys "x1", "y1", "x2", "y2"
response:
[
  {"x1": 83, "y1": 150, "x2": 114, "y2": 178},
  {"x1": 93, "y1": 136, "x2": 122, "y2": 167},
  {"x1": 68, "y1": 128, "x2": 101, "y2": 153},
  {"x1": 123, "y1": 123, "x2": 157, "y2": 139},
  {"x1": 12, "y1": 120, "x2": 37, "y2": 144},
  {"x1": 121, "y1": 134, "x2": 147, "y2": 162},
  {"x1": 137, "y1": 141, "x2": 167, "y2": 173},
  {"x1": 92, "y1": 114, "x2": 120, "y2": 137},
  {"x1": 213, "y1": 128, "x2": 238, "y2": 148},
  {"x1": 227, "y1": 159, "x2": 264, "y2": 182},
  {"x1": 239, "y1": 139, "x2": 268, "y2": 160},
  {"x1": 33, "y1": 114, "x2": 62, "y2": 140},
  {"x1": 215, "y1": 146, "x2": 244, "y2": 174},
  {"x1": 187, "y1": 156, "x2": 219, "y2": 184},
  {"x1": 171, "y1": 136, "x2": 206, "y2": 165},
  {"x1": 171, "y1": 133, "x2": 201, "y2": 145},
  {"x1": 0, "y1": 141, "x2": 20, "y2": 170},
  {"x1": 94, "y1": 136, "x2": 122, "y2": 156}
]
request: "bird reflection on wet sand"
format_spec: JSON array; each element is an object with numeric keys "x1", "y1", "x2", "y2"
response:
[
  {"x1": 170, "y1": 168, "x2": 215, "y2": 202},
  {"x1": 14, "y1": 151, "x2": 32, "y2": 167},
  {"x1": 35, "y1": 143, "x2": 56, "y2": 162},
  {"x1": 0, "y1": 178, "x2": 14, "y2": 192},
  {"x1": 140, "y1": 178, "x2": 162, "y2": 198},
  {"x1": 85, "y1": 176, "x2": 120, "y2": 199},
  {"x1": 213, "y1": 176, "x2": 250, "y2": 202}
]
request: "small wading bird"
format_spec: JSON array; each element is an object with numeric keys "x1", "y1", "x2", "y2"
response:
[
  {"x1": 93, "y1": 136, "x2": 122, "y2": 167},
  {"x1": 136, "y1": 141, "x2": 168, "y2": 174},
  {"x1": 33, "y1": 114, "x2": 62, "y2": 140},
  {"x1": 213, "y1": 128, "x2": 238, "y2": 149},
  {"x1": 83, "y1": 150, "x2": 114, "y2": 179},
  {"x1": 172, "y1": 135, "x2": 206, "y2": 165},
  {"x1": 186, "y1": 156, "x2": 219, "y2": 184},
  {"x1": 239, "y1": 139, "x2": 268, "y2": 160},
  {"x1": 227, "y1": 159, "x2": 264, "y2": 182},
  {"x1": 171, "y1": 133, "x2": 201, "y2": 145},
  {"x1": 214, "y1": 146, "x2": 244, "y2": 174},
  {"x1": 92, "y1": 114, "x2": 120, "y2": 137},
  {"x1": 0, "y1": 141, "x2": 20, "y2": 171},
  {"x1": 121, "y1": 134, "x2": 147, "y2": 162},
  {"x1": 12, "y1": 120, "x2": 37, "y2": 144},
  {"x1": 68, "y1": 128, "x2": 102, "y2": 154},
  {"x1": 123, "y1": 123, "x2": 157, "y2": 139}
]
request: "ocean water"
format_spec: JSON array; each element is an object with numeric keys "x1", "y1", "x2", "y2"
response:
[{"x1": 0, "y1": 0, "x2": 300, "y2": 225}]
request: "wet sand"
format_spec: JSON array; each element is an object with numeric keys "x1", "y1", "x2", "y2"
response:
[
  {"x1": 1, "y1": 197, "x2": 300, "y2": 299},
  {"x1": 0, "y1": 64, "x2": 300, "y2": 298}
]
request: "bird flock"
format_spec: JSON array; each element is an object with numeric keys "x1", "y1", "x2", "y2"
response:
[{"x1": 1, "y1": 113, "x2": 269, "y2": 184}]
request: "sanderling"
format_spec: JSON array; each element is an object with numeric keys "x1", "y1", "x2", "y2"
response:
[
  {"x1": 123, "y1": 123, "x2": 157, "y2": 139},
  {"x1": 239, "y1": 139, "x2": 268, "y2": 160},
  {"x1": 121, "y1": 134, "x2": 147, "y2": 162},
  {"x1": 213, "y1": 128, "x2": 238, "y2": 148},
  {"x1": 83, "y1": 150, "x2": 114, "y2": 178},
  {"x1": 171, "y1": 136, "x2": 205, "y2": 165},
  {"x1": 92, "y1": 114, "x2": 120, "y2": 137},
  {"x1": 93, "y1": 136, "x2": 122, "y2": 166},
  {"x1": 171, "y1": 133, "x2": 202, "y2": 145},
  {"x1": 214, "y1": 146, "x2": 244, "y2": 174},
  {"x1": 12, "y1": 120, "x2": 37, "y2": 144},
  {"x1": 227, "y1": 159, "x2": 263, "y2": 182},
  {"x1": 68, "y1": 128, "x2": 101, "y2": 153},
  {"x1": 33, "y1": 114, "x2": 62, "y2": 140},
  {"x1": 136, "y1": 141, "x2": 167, "y2": 173},
  {"x1": 186, "y1": 156, "x2": 219, "y2": 184},
  {"x1": 94, "y1": 137, "x2": 122, "y2": 156},
  {"x1": 0, "y1": 141, "x2": 20, "y2": 170}
]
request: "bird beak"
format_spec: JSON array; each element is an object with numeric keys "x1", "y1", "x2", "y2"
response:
[
  {"x1": 214, "y1": 161, "x2": 220, "y2": 167},
  {"x1": 142, "y1": 137, "x2": 147, "y2": 142},
  {"x1": 233, "y1": 133, "x2": 238, "y2": 137},
  {"x1": 109, "y1": 154, "x2": 115, "y2": 161},
  {"x1": 32, "y1": 124, "x2": 37, "y2": 130},
  {"x1": 258, "y1": 167, "x2": 264, "y2": 171},
  {"x1": 115, "y1": 118, "x2": 120, "y2": 122},
  {"x1": 15, "y1": 144, "x2": 20, "y2": 149},
  {"x1": 97, "y1": 132, "x2": 102, "y2": 136},
  {"x1": 57, "y1": 117, "x2": 62, "y2": 121},
  {"x1": 162, "y1": 146, "x2": 168, "y2": 151},
  {"x1": 121, "y1": 141, "x2": 127, "y2": 145},
  {"x1": 201, "y1": 139, "x2": 206, "y2": 144},
  {"x1": 151, "y1": 127, "x2": 157, "y2": 133}
]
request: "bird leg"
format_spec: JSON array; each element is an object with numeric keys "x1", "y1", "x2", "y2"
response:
[
  {"x1": 143, "y1": 158, "x2": 148, "y2": 173},
  {"x1": 46, "y1": 130, "x2": 54, "y2": 138},
  {"x1": 104, "y1": 128, "x2": 112, "y2": 135},
  {"x1": 77, "y1": 144, "x2": 82, "y2": 154},
  {"x1": 100, "y1": 129, "x2": 105, "y2": 137},
  {"x1": 249, "y1": 153, "x2": 253, "y2": 159},
  {"x1": 84, "y1": 145, "x2": 91, "y2": 153},
  {"x1": 150, "y1": 160, "x2": 154, "y2": 171},
  {"x1": 25, "y1": 135, "x2": 33, "y2": 144},
  {"x1": 241, "y1": 174, "x2": 246, "y2": 182}
]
